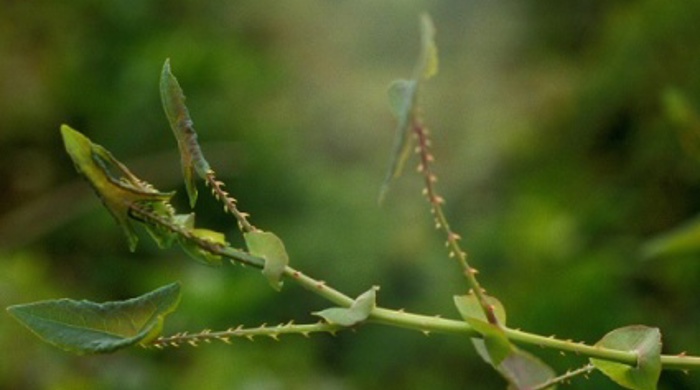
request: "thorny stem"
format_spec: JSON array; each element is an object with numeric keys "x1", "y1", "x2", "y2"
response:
[
  {"x1": 150, "y1": 322, "x2": 341, "y2": 349},
  {"x1": 413, "y1": 119, "x2": 497, "y2": 325},
  {"x1": 204, "y1": 171, "x2": 256, "y2": 233},
  {"x1": 138, "y1": 204, "x2": 700, "y2": 370}
]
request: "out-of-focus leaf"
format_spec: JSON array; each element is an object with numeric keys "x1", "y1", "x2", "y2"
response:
[
  {"x1": 590, "y1": 326, "x2": 661, "y2": 390},
  {"x1": 415, "y1": 13, "x2": 438, "y2": 81},
  {"x1": 642, "y1": 216, "x2": 700, "y2": 259},
  {"x1": 244, "y1": 231, "x2": 289, "y2": 290},
  {"x1": 313, "y1": 287, "x2": 378, "y2": 326},
  {"x1": 6, "y1": 283, "x2": 181, "y2": 354},
  {"x1": 379, "y1": 79, "x2": 419, "y2": 203},
  {"x1": 61, "y1": 125, "x2": 175, "y2": 251},
  {"x1": 160, "y1": 58, "x2": 211, "y2": 208},
  {"x1": 379, "y1": 14, "x2": 439, "y2": 204}
]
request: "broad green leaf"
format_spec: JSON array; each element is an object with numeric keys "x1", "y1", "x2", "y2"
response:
[
  {"x1": 61, "y1": 125, "x2": 175, "y2": 251},
  {"x1": 160, "y1": 58, "x2": 212, "y2": 208},
  {"x1": 500, "y1": 349, "x2": 557, "y2": 390},
  {"x1": 642, "y1": 216, "x2": 700, "y2": 259},
  {"x1": 314, "y1": 287, "x2": 378, "y2": 326},
  {"x1": 244, "y1": 231, "x2": 289, "y2": 290},
  {"x1": 590, "y1": 326, "x2": 661, "y2": 390},
  {"x1": 7, "y1": 283, "x2": 181, "y2": 354}
]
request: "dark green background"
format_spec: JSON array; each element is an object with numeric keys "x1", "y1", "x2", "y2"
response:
[{"x1": 2, "y1": 0, "x2": 700, "y2": 388}]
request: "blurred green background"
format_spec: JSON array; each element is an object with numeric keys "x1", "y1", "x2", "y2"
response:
[{"x1": 3, "y1": 0, "x2": 700, "y2": 389}]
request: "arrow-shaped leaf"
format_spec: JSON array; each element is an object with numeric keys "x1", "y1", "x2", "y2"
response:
[
  {"x1": 7, "y1": 282, "x2": 181, "y2": 354},
  {"x1": 590, "y1": 326, "x2": 662, "y2": 390},
  {"x1": 314, "y1": 287, "x2": 378, "y2": 326}
]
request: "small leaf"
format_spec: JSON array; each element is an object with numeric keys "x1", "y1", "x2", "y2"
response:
[
  {"x1": 244, "y1": 231, "x2": 289, "y2": 290},
  {"x1": 61, "y1": 125, "x2": 175, "y2": 251},
  {"x1": 7, "y1": 283, "x2": 181, "y2": 354},
  {"x1": 179, "y1": 227, "x2": 228, "y2": 267},
  {"x1": 590, "y1": 326, "x2": 661, "y2": 390},
  {"x1": 454, "y1": 293, "x2": 507, "y2": 325},
  {"x1": 314, "y1": 287, "x2": 378, "y2": 326},
  {"x1": 160, "y1": 58, "x2": 212, "y2": 208}
]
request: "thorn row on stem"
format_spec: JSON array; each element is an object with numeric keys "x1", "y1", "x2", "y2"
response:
[
  {"x1": 148, "y1": 321, "x2": 341, "y2": 349},
  {"x1": 204, "y1": 171, "x2": 256, "y2": 233}
]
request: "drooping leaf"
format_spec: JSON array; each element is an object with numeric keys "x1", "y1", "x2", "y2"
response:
[
  {"x1": 314, "y1": 287, "x2": 378, "y2": 326},
  {"x1": 61, "y1": 125, "x2": 175, "y2": 251},
  {"x1": 160, "y1": 58, "x2": 211, "y2": 208},
  {"x1": 7, "y1": 282, "x2": 181, "y2": 354},
  {"x1": 590, "y1": 326, "x2": 661, "y2": 390},
  {"x1": 379, "y1": 14, "x2": 439, "y2": 203},
  {"x1": 244, "y1": 231, "x2": 289, "y2": 290}
]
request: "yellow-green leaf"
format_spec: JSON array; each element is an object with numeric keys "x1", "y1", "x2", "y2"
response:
[
  {"x1": 61, "y1": 125, "x2": 175, "y2": 251},
  {"x1": 244, "y1": 231, "x2": 289, "y2": 290},
  {"x1": 313, "y1": 287, "x2": 378, "y2": 326}
]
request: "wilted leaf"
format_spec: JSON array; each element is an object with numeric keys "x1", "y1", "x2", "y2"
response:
[
  {"x1": 61, "y1": 125, "x2": 175, "y2": 251},
  {"x1": 314, "y1": 287, "x2": 378, "y2": 326},
  {"x1": 590, "y1": 326, "x2": 661, "y2": 390},
  {"x1": 7, "y1": 283, "x2": 181, "y2": 354},
  {"x1": 244, "y1": 231, "x2": 289, "y2": 290},
  {"x1": 160, "y1": 58, "x2": 211, "y2": 208}
]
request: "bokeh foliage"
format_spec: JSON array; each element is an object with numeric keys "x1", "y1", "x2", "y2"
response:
[{"x1": 3, "y1": 0, "x2": 700, "y2": 389}]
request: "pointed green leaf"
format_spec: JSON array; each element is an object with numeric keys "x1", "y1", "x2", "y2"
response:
[
  {"x1": 160, "y1": 58, "x2": 212, "y2": 208},
  {"x1": 7, "y1": 283, "x2": 181, "y2": 354},
  {"x1": 500, "y1": 349, "x2": 557, "y2": 390},
  {"x1": 244, "y1": 231, "x2": 289, "y2": 290},
  {"x1": 61, "y1": 125, "x2": 175, "y2": 251},
  {"x1": 314, "y1": 287, "x2": 378, "y2": 326},
  {"x1": 590, "y1": 326, "x2": 661, "y2": 390}
]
